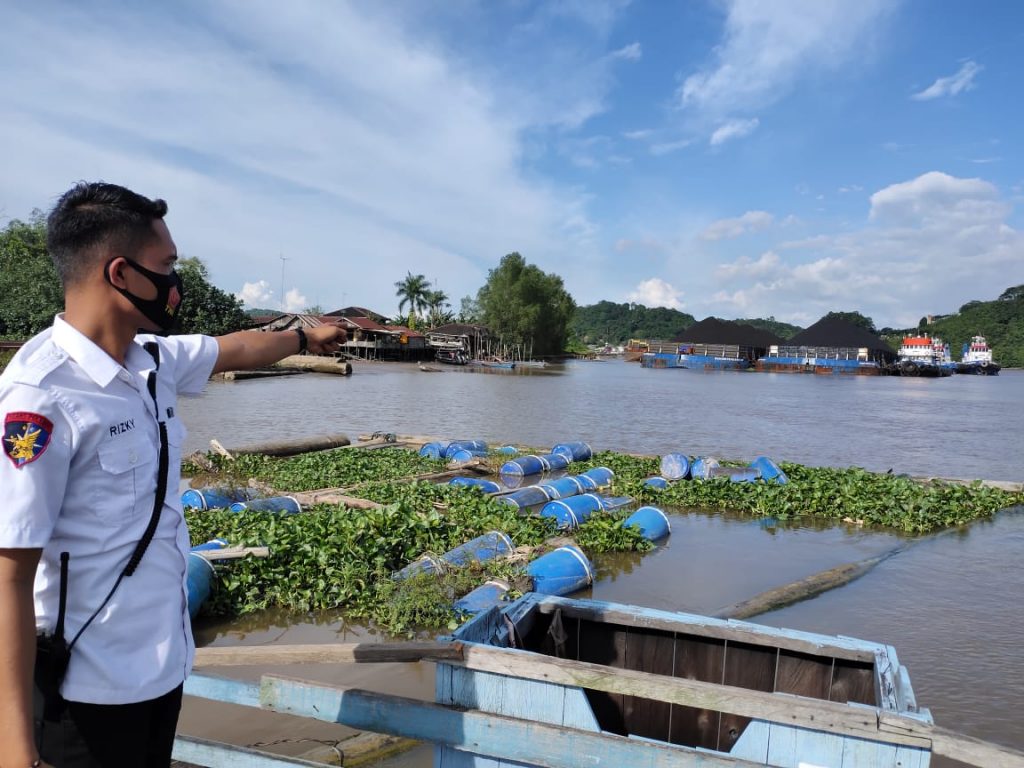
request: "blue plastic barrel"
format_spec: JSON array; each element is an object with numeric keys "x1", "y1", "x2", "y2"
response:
[
  {"x1": 539, "y1": 476, "x2": 584, "y2": 499},
  {"x1": 496, "y1": 485, "x2": 551, "y2": 509},
  {"x1": 440, "y1": 532, "x2": 515, "y2": 568},
  {"x1": 575, "y1": 473, "x2": 599, "y2": 491},
  {"x1": 727, "y1": 467, "x2": 761, "y2": 483},
  {"x1": 643, "y1": 477, "x2": 669, "y2": 489},
  {"x1": 496, "y1": 445, "x2": 519, "y2": 456},
  {"x1": 393, "y1": 554, "x2": 445, "y2": 580},
  {"x1": 539, "y1": 452, "x2": 570, "y2": 471},
  {"x1": 500, "y1": 455, "x2": 547, "y2": 477},
  {"x1": 444, "y1": 441, "x2": 488, "y2": 459},
  {"x1": 582, "y1": 466, "x2": 615, "y2": 487},
  {"x1": 624, "y1": 506, "x2": 671, "y2": 541},
  {"x1": 660, "y1": 454, "x2": 691, "y2": 481},
  {"x1": 540, "y1": 493, "x2": 604, "y2": 529},
  {"x1": 690, "y1": 457, "x2": 721, "y2": 480},
  {"x1": 454, "y1": 579, "x2": 511, "y2": 615},
  {"x1": 526, "y1": 545, "x2": 594, "y2": 596},
  {"x1": 551, "y1": 442, "x2": 593, "y2": 462},
  {"x1": 229, "y1": 496, "x2": 302, "y2": 514},
  {"x1": 599, "y1": 495, "x2": 634, "y2": 511},
  {"x1": 750, "y1": 456, "x2": 788, "y2": 484},
  {"x1": 186, "y1": 553, "x2": 215, "y2": 619},
  {"x1": 190, "y1": 538, "x2": 229, "y2": 553},
  {"x1": 181, "y1": 487, "x2": 259, "y2": 510},
  {"x1": 448, "y1": 477, "x2": 502, "y2": 494},
  {"x1": 448, "y1": 448, "x2": 488, "y2": 464},
  {"x1": 419, "y1": 441, "x2": 451, "y2": 459}
]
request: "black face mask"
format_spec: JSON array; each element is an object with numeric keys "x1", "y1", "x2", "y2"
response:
[{"x1": 105, "y1": 258, "x2": 184, "y2": 332}]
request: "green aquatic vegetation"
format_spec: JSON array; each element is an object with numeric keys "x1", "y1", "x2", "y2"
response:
[
  {"x1": 574, "y1": 451, "x2": 660, "y2": 483},
  {"x1": 574, "y1": 510, "x2": 654, "y2": 553},
  {"x1": 620, "y1": 463, "x2": 1021, "y2": 533},
  {"x1": 185, "y1": 447, "x2": 445, "y2": 492}
]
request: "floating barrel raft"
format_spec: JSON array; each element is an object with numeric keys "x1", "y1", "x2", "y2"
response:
[{"x1": 229, "y1": 495, "x2": 302, "y2": 514}]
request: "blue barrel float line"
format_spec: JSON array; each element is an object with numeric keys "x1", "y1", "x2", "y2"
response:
[
  {"x1": 448, "y1": 448, "x2": 488, "y2": 464},
  {"x1": 500, "y1": 455, "x2": 547, "y2": 477},
  {"x1": 690, "y1": 457, "x2": 720, "y2": 480},
  {"x1": 726, "y1": 467, "x2": 761, "y2": 483},
  {"x1": 581, "y1": 466, "x2": 615, "y2": 487},
  {"x1": 526, "y1": 545, "x2": 594, "y2": 596},
  {"x1": 496, "y1": 485, "x2": 552, "y2": 510},
  {"x1": 229, "y1": 496, "x2": 302, "y2": 514},
  {"x1": 444, "y1": 441, "x2": 488, "y2": 459},
  {"x1": 550, "y1": 441, "x2": 593, "y2": 462},
  {"x1": 186, "y1": 553, "x2": 215, "y2": 619},
  {"x1": 643, "y1": 476, "x2": 669, "y2": 489},
  {"x1": 660, "y1": 453, "x2": 691, "y2": 481},
  {"x1": 448, "y1": 477, "x2": 502, "y2": 494},
  {"x1": 181, "y1": 487, "x2": 260, "y2": 510},
  {"x1": 540, "y1": 493, "x2": 604, "y2": 529},
  {"x1": 395, "y1": 531, "x2": 515, "y2": 579},
  {"x1": 624, "y1": 506, "x2": 671, "y2": 541},
  {"x1": 575, "y1": 473, "x2": 599, "y2": 491},
  {"x1": 453, "y1": 579, "x2": 511, "y2": 615},
  {"x1": 750, "y1": 456, "x2": 788, "y2": 484},
  {"x1": 440, "y1": 531, "x2": 515, "y2": 568},
  {"x1": 539, "y1": 476, "x2": 586, "y2": 499},
  {"x1": 495, "y1": 445, "x2": 519, "y2": 456},
  {"x1": 418, "y1": 441, "x2": 451, "y2": 459},
  {"x1": 539, "y1": 452, "x2": 570, "y2": 471}
]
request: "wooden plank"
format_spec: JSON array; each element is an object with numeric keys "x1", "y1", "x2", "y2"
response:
[
  {"x1": 190, "y1": 546, "x2": 270, "y2": 561},
  {"x1": 577, "y1": 619, "x2": 628, "y2": 735},
  {"x1": 256, "y1": 674, "x2": 768, "y2": 768},
  {"x1": 183, "y1": 674, "x2": 261, "y2": 707},
  {"x1": 718, "y1": 642, "x2": 776, "y2": 753},
  {"x1": 670, "y1": 634, "x2": 725, "y2": 751},
  {"x1": 623, "y1": 627, "x2": 676, "y2": 742},
  {"x1": 452, "y1": 644, "x2": 932, "y2": 749},
  {"x1": 925, "y1": 724, "x2": 1024, "y2": 768},
  {"x1": 172, "y1": 735, "x2": 326, "y2": 767},
  {"x1": 193, "y1": 641, "x2": 464, "y2": 667},
  {"x1": 792, "y1": 721, "x2": 845, "y2": 767},
  {"x1": 726, "y1": 720, "x2": 769, "y2": 763},
  {"x1": 775, "y1": 649, "x2": 832, "y2": 701},
  {"x1": 840, "y1": 734, "x2": 892, "y2": 767},
  {"x1": 532, "y1": 597, "x2": 881, "y2": 662},
  {"x1": 830, "y1": 659, "x2": 875, "y2": 705}
]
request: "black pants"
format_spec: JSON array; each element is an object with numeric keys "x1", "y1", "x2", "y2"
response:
[{"x1": 35, "y1": 683, "x2": 183, "y2": 768}]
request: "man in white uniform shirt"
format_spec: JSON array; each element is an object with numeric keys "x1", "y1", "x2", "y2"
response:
[{"x1": 0, "y1": 182, "x2": 346, "y2": 767}]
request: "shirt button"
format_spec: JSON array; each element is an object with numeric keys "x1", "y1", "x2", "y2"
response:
[{"x1": 129, "y1": 450, "x2": 138, "y2": 464}]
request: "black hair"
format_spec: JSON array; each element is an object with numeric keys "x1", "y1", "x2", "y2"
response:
[{"x1": 46, "y1": 182, "x2": 168, "y2": 286}]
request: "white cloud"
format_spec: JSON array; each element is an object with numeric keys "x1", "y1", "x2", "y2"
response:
[
  {"x1": 709, "y1": 118, "x2": 760, "y2": 146},
  {"x1": 650, "y1": 138, "x2": 693, "y2": 155},
  {"x1": 611, "y1": 42, "x2": 642, "y2": 61},
  {"x1": 701, "y1": 210, "x2": 774, "y2": 241},
  {"x1": 704, "y1": 171, "x2": 1024, "y2": 327},
  {"x1": 912, "y1": 60, "x2": 982, "y2": 101},
  {"x1": 678, "y1": 0, "x2": 894, "y2": 120},
  {"x1": 837, "y1": 184, "x2": 863, "y2": 194},
  {"x1": 236, "y1": 280, "x2": 274, "y2": 307},
  {"x1": 715, "y1": 250, "x2": 780, "y2": 281},
  {"x1": 622, "y1": 129, "x2": 653, "y2": 140},
  {"x1": 284, "y1": 288, "x2": 309, "y2": 313},
  {"x1": 626, "y1": 278, "x2": 685, "y2": 310}
]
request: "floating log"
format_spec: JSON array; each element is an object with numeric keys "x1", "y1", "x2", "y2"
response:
[
  {"x1": 217, "y1": 434, "x2": 351, "y2": 457},
  {"x1": 275, "y1": 354, "x2": 353, "y2": 376},
  {"x1": 221, "y1": 369, "x2": 306, "y2": 381},
  {"x1": 190, "y1": 546, "x2": 270, "y2": 561},
  {"x1": 712, "y1": 544, "x2": 908, "y2": 620},
  {"x1": 290, "y1": 490, "x2": 382, "y2": 509}
]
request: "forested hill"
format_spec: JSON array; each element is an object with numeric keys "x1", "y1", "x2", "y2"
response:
[
  {"x1": 570, "y1": 301, "x2": 695, "y2": 345},
  {"x1": 881, "y1": 285, "x2": 1024, "y2": 368},
  {"x1": 734, "y1": 317, "x2": 803, "y2": 340}
]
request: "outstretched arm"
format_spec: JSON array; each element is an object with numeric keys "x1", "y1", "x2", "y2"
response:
[{"x1": 212, "y1": 325, "x2": 347, "y2": 375}]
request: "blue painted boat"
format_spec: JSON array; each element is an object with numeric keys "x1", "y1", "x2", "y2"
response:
[{"x1": 180, "y1": 593, "x2": 1017, "y2": 767}]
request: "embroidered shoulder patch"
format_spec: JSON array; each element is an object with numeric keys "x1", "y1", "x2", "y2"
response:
[{"x1": 3, "y1": 412, "x2": 54, "y2": 468}]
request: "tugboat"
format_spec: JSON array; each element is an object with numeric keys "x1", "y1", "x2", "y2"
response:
[
  {"x1": 957, "y1": 335, "x2": 1001, "y2": 375},
  {"x1": 896, "y1": 336, "x2": 953, "y2": 377}
]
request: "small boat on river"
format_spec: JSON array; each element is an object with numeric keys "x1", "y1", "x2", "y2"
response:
[
  {"x1": 957, "y1": 335, "x2": 1001, "y2": 375},
  {"x1": 435, "y1": 349, "x2": 469, "y2": 365}
]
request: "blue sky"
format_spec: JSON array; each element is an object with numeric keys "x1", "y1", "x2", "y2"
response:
[{"x1": 2, "y1": 1, "x2": 1022, "y2": 328}]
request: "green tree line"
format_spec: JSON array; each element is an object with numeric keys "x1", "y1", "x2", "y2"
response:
[
  {"x1": 0, "y1": 215, "x2": 250, "y2": 341},
  {"x1": 570, "y1": 301, "x2": 696, "y2": 345}
]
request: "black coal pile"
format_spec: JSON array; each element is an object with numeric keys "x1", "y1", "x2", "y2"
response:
[
  {"x1": 790, "y1": 317, "x2": 894, "y2": 352},
  {"x1": 673, "y1": 317, "x2": 784, "y2": 347}
]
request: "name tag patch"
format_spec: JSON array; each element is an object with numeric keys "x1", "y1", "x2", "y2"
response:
[
  {"x1": 3, "y1": 411, "x2": 54, "y2": 468},
  {"x1": 109, "y1": 419, "x2": 136, "y2": 437}
]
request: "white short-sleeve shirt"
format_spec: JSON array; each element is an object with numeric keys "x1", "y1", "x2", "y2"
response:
[{"x1": 0, "y1": 315, "x2": 219, "y2": 704}]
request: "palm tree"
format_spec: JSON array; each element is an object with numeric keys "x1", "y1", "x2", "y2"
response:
[
  {"x1": 425, "y1": 289, "x2": 451, "y2": 328},
  {"x1": 394, "y1": 272, "x2": 430, "y2": 328}
]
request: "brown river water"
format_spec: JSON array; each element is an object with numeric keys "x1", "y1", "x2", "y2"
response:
[{"x1": 177, "y1": 362, "x2": 1024, "y2": 765}]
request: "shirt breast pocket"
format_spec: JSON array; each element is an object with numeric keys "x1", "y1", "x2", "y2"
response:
[{"x1": 91, "y1": 436, "x2": 158, "y2": 524}]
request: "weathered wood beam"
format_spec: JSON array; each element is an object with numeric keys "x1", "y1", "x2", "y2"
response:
[
  {"x1": 194, "y1": 641, "x2": 463, "y2": 667},
  {"x1": 219, "y1": 433, "x2": 352, "y2": 457},
  {"x1": 173, "y1": 735, "x2": 326, "y2": 767},
  {"x1": 190, "y1": 546, "x2": 270, "y2": 561}
]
